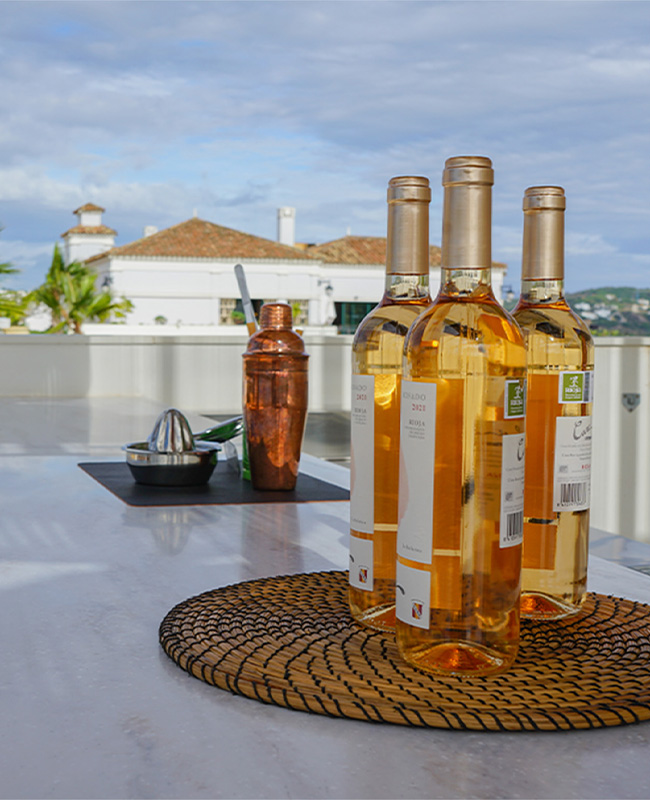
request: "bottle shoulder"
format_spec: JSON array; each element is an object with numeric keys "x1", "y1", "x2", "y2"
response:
[
  {"x1": 352, "y1": 298, "x2": 431, "y2": 349},
  {"x1": 403, "y1": 294, "x2": 527, "y2": 378},
  {"x1": 513, "y1": 302, "x2": 594, "y2": 348},
  {"x1": 407, "y1": 294, "x2": 525, "y2": 347}
]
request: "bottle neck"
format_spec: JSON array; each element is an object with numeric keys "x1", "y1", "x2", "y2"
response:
[
  {"x1": 386, "y1": 194, "x2": 429, "y2": 279},
  {"x1": 440, "y1": 268, "x2": 492, "y2": 298},
  {"x1": 521, "y1": 206, "x2": 564, "y2": 282},
  {"x1": 441, "y1": 182, "x2": 492, "y2": 270},
  {"x1": 384, "y1": 272, "x2": 430, "y2": 300},
  {"x1": 519, "y1": 278, "x2": 565, "y2": 304}
]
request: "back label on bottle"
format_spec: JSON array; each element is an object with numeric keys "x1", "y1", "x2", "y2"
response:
[
  {"x1": 397, "y1": 380, "x2": 437, "y2": 564},
  {"x1": 395, "y1": 561, "x2": 431, "y2": 629},
  {"x1": 349, "y1": 534, "x2": 374, "y2": 591},
  {"x1": 350, "y1": 375, "x2": 375, "y2": 534},
  {"x1": 553, "y1": 415, "x2": 592, "y2": 511},
  {"x1": 559, "y1": 371, "x2": 593, "y2": 404},
  {"x1": 505, "y1": 378, "x2": 526, "y2": 419},
  {"x1": 500, "y1": 433, "x2": 525, "y2": 548}
]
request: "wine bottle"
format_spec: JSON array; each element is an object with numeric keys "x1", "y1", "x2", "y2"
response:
[
  {"x1": 349, "y1": 176, "x2": 432, "y2": 631},
  {"x1": 395, "y1": 156, "x2": 526, "y2": 677},
  {"x1": 513, "y1": 186, "x2": 594, "y2": 619}
]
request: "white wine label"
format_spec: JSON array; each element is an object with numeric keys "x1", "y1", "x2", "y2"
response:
[
  {"x1": 558, "y1": 371, "x2": 593, "y2": 404},
  {"x1": 500, "y1": 433, "x2": 525, "y2": 548},
  {"x1": 553, "y1": 415, "x2": 592, "y2": 511},
  {"x1": 504, "y1": 378, "x2": 526, "y2": 419},
  {"x1": 348, "y1": 534, "x2": 374, "y2": 591},
  {"x1": 397, "y1": 380, "x2": 437, "y2": 565},
  {"x1": 350, "y1": 375, "x2": 375, "y2": 534},
  {"x1": 395, "y1": 561, "x2": 431, "y2": 629}
]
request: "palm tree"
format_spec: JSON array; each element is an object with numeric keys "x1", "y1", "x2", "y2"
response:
[
  {"x1": 32, "y1": 245, "x2": 133, "y2": 334},
  {"x1": 0, "y1": 287, "x2": 32, "y2": 326},
  {"x1": 0, "y1": 236, "x2": 30, "y2": 326}
]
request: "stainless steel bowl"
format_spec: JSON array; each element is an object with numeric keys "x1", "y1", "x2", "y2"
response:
[
  {"x1": 123, "y1": 441, "x2": 221, "y2": 486},
  {"x1": 123, "y1": 408, "x2": 224, "y2": 486}
]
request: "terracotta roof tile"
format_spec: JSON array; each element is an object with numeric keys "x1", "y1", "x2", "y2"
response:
[
  {"x1": 308, "y1": 235, "x2": 443, "y2": 267},
  {"x1": 62, "y1": 225, "x2": 117, "y2": 237},
  {"x1": 73, "y1": 203, "x2": 105, "y2": 214},
  {"x1": 308, "y1": 235, "x2": 506, "y2": 269},
  {"x1": 91, "y1": 217, "x2": 313, "y2": 261}
]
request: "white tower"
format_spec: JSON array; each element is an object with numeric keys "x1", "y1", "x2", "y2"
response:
[{"x1": 61, "y1": 203, "x2": 116, "y2": 264}]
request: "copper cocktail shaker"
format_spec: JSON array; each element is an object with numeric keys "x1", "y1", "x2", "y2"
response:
[{"x1": 243, "y1": 302, "x2": 309, "y2": 490}]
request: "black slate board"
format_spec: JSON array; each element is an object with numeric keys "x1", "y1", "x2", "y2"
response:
[{"x1": 79, "y1": 460, "x2": 350, "y2": 507}]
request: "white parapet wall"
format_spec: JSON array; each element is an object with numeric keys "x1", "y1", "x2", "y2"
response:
[
  {"x1": 591, "y1": 337, "x2": 650, "y2": 545},
  {"x1": 0, "y1": 332, "x2": 648, "y2": 543},
  {"x1": 0, "y1": 332, "x2": 353, "y2": 415}
]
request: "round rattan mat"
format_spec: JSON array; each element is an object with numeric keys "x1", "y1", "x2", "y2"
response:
[{"x1": 159, "y1": 570, "x2": 650, "y2": 731}]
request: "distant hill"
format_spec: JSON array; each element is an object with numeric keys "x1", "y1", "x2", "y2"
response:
[
  {"x1": 503, "y1": 286, "x2": 650, "y2": 336},
  {"x1": 567, "y1": 286, "x2": 650, "y2": 305},
  {"x1": 566, "y1": 287, "x2": 650, "y2": 337}
]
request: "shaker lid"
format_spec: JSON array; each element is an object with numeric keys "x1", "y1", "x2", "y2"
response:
[
  {"x1": 259, "y1": 302, "x2": 293, "y2": 329},
  {"x1": 244, "y1": 302, "x2": 307, "y2": 356}
]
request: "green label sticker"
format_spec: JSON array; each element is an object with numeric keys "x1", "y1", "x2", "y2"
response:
[
  {"x1": 505, "y1": 379, "x2": 526, "y2": 419},
  {"x1": 560, "y1": 372, "x2": 585, "y2": 403}
]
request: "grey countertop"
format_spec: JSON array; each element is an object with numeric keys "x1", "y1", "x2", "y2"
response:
[{"x1": 1, "y1": 398, "x2": 649, "y2": 800}]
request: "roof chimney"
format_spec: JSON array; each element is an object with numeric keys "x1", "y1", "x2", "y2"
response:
[{"x1": 277, "y1": 207, "x2": 296, "y2": 247}]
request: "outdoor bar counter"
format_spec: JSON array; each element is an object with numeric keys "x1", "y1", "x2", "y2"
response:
[{"x1": 1, "y1": 398, "x2": 649, "y2": 800}]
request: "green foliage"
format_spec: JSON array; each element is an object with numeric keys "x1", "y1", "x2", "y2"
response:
[
  {"x1": 0, "y1": 241, "x2": 31, "y2": 326},
  {"x1": 567, "y1": 286, "x2": 650, "y2": 307},
  {"x1": 231, "y1": 310, "x2": 246, "y2": 325},
  {"x1": 0, "y1": 260, "x2": 18, "y2": 280},
  {"x1": 0, "y1": 289, "x2": 32, "y2": 326},
  {"x1": 32, "y1": 244, "x2": 133, "y2": 334},
  {"x1": 592, "y1": 328, "x2": 623, "y2": 337},
  {"x1": 291, "y1": 301, "x2": 303, "y2": 321}
]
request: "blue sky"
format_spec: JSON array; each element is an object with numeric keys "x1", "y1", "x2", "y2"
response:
[{"x1": 1, "y1": 0, "x2": 649, "y2": 293}]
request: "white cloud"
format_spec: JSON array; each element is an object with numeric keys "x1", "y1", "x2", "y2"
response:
[
  {"x1": 0, "y1": 238, "x2": 56, "y2": 290},
  {"x1": 88, "y1": 72, "x2": 186, "y2": 98},
  {"x1": 0, "y1": 0, "x2": 649, "y2": 289},
  {"x1": 1, "y1": 238, "x2": 54, "y2": 262},
  {"x1": 0, "y1": 167, "x2": 86, "y2": 208},
  {"x1": 566, "y1": 233, "x2": 618, "y2": 258}
]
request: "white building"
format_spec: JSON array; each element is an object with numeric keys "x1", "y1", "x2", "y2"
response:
[
  {"x1": 67, "y1": 204, "x2": 507, "y2": 332},
  {"x1": 61, "y1": 203, "x2": 117, "y2": 264},
  {"x1": 306, "y1": 236, "x2": 506, "y2": 332}
]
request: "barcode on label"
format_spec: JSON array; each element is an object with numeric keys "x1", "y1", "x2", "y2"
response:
[
  {"x1": 584, "y1": 371, "x2": 593, "y2": 402},
  {"x1": 559, "y1": 482, "x2": 588, "y2": 507},
  {"x1": 504, "y1": 510, "x2": 523, "y2": 543}
]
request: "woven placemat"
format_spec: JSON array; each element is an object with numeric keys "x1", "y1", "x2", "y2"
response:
[{"x1": 159, "y1": 570, "x2": 650, "y2": 731}]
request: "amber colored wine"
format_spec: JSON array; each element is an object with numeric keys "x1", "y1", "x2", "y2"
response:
[
  {"x1": 349, "y1": 176, "x2": 431, "y2": 632},
  {"x1": 513, "y1": 187, "x2": 594, "y2": 619},
  {"x1": 396, "y1": 157, "x2": 526, "y2": 677},
  {"x1": 350, "y1": 296, "x2": 431, "y2": 629}
]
